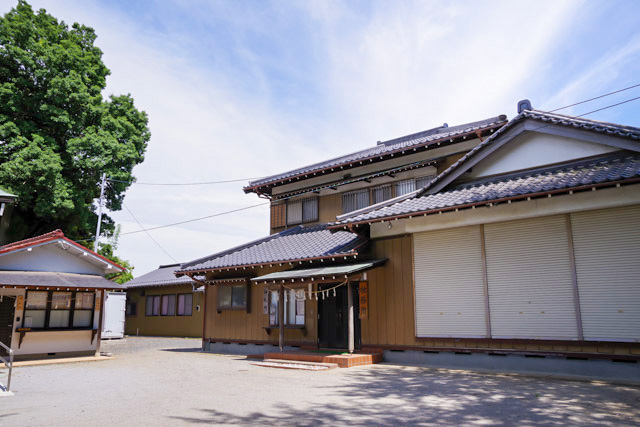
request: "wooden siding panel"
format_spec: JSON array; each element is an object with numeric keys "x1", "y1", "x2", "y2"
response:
[{"x1": 318, "y1": 193, "x2": 342, "y2": 223}]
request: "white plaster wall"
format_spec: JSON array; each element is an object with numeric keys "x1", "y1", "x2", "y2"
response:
[
  {"x1": 0, "y1": 244, "x2": 103, "y2": 275},
  {"x1": 468, "y1": 133, "x2": 618, "y2": 179}
]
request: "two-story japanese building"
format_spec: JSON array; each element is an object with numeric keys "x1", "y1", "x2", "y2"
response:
[{"x1": 177, "y1": 101, "x2": 640, "y2": 377}]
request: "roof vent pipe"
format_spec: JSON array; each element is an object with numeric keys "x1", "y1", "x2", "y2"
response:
[{"x1": 517, "y1": 99, "x2": 532, "y2": 113}]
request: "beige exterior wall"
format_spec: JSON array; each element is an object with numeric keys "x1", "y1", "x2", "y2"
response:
[{"x1": 125, "y1": 284, "x2": 203, "y2": 338}]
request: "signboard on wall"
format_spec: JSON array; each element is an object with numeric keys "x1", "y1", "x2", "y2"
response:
[
  {"x1": 16, "y1": 295, "x2": 24, "y2": 311},
  {"x1": 263, "y1": 288, "x2": 269, "y2": 314},
  {"x1": 359, "y1": 281, "x2": 368, "y2": 319}
]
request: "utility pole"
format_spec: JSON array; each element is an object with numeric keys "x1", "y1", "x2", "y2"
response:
[{"x1": 94, "y1": 173, "x2": 107, "y2": 251}]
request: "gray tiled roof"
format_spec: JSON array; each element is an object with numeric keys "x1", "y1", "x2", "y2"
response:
[
  {"x1": 335, "y1": 153, "x2": 640, "y2": 224},
  {"x1": 178, "y1": 224, "x2": 367, "y2": 274},
  {"x1": 245, "y1": 115, "x2": 507, "y2": 190},
  {"x1": 0, "y1": 271, "x2": 123, "y2": 289},
  {"x1": 124, "y1": 264, "x2": 196, "y2": 289},
  {"x1": 418, "y1": 109, "x2": 640, "y2": 196}
]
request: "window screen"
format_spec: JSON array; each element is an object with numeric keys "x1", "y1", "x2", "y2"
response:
[
  {"x1": 372, "y1": 184, "x2": 392, "y2": 204},
  {"x1": 287, "y1": 198, "x2": 318, "y2": 225},
  {"x1": 395, "y1": 179, "x2": 416, "y2": 196},
  {"x1": 286, "y1": 200, "x2": 303, "y2": 225},
  {"x1": 231, "y1": 285, "x2": 246, "y2": 308},
  {"x1": 416, "y1": 175, "x2": 435, "y2": 189},
  {"x1": 302, "y1": 198, "x2": 318, "y2": 222},
  {"x1": 342, "y1": 189, "x2": 370, "y2": 214}
]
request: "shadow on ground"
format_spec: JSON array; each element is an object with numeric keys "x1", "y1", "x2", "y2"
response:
[
  {"x1": 160, "y1": 348, "x2": 202, "y2": 353},
  {"x1": 170, "y1": 365, "x2": 640, "y2": 425}
]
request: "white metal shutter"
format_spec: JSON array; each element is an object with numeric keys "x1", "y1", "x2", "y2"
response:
[
  {"x1": 286, "y1": 200, "x2": 302, "y2": 224},
  {"x1": 413, "y1": 226, "x2": 487, "y2": 338},
  {"x1": 484, "y1": 215, "x2": 578, "y2": 340},
  {"x1": 570, "y1": 205, "x2": 640, "y2": 342}
]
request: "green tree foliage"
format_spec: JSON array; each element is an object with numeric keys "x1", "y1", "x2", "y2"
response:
[
  {"x1": 97, "y1": 228, "x2": 134, "y2": 284},
  {"x1": 0, "y1": 1, "x2": 150, "y2": 247}
]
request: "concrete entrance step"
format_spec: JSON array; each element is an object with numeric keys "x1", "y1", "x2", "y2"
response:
[
  {"x1": 252, "y1": 359, "x2": 338, "y2": 371},
  {"x1": 263, "y1": 351, "x2": 383, "y2": 368}
]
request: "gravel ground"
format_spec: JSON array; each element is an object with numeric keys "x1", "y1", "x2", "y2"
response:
[{"x1": 0, "y1": 336, "x2": 639, "y2": 426}]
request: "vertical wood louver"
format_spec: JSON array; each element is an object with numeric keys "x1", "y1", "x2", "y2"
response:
[
  {"x1": 570, "y1": 205, "x2": 640, "y2": 342},
  {"x1": 413, "y1": 226, "x2": 487, "y2": 338},
  {"x1": 484, "y1": 215, "x2": 578, "y2": 340}
]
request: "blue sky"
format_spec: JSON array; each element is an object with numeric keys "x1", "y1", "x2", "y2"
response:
[{"x1": 2, "y1": 0, "x2": 640, "y2": 275}]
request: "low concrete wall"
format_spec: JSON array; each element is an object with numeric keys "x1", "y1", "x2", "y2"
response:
[{"x1": 383, "y1": 349, "x2": 640, "y2": 383}]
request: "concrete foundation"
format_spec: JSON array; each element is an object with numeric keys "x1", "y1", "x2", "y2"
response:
[
  {"x1": 382, "y1": 349, "x2": 640, "y2": 383},
  {"x1": 206, "y1": 341, "x2": 300, "y2": 355}
]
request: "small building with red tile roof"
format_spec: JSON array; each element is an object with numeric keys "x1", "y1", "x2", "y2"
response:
[{"x1": 0, "y1": 230, "x2": 125, "y2": 360}]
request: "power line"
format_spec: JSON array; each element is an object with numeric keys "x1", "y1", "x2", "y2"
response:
[
  {"x1": 101, "y1": 87, "x2": 640, "y2": 241},
  {"x1": 107, "y1": 176, "x2": 266, "y2": 186},
  {"x1": 119, "y1": 201, "x2": 270, "y2": 235},
  {"x1": 123, "y1": 203, "x2": 179, "y2": 262},
  {"x1": 549, "y1": 82, "x2": 640, "y2": 113},
  {"x1": 572, "y1": 95, "x2": 640, "y2": 118}
]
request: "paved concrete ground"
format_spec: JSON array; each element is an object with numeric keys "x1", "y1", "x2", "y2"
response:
[{"x1": 0, "y1": 337, "x2": 639, "y2": 426}]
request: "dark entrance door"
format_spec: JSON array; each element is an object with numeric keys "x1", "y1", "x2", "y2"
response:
[
  {"x1": 318, "y1": 283, "x2": 361, "y2": 349},
  {"x1": 0, "y1": 296, "x2": 16, "y2": 358}
]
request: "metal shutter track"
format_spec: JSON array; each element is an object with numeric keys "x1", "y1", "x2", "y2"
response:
[
  {"x1": 413, "y1": 226, "x2": 487, "y2": 338},
  {"x1": 484, "y1": 215, "x2": 578, "y2": 340},
  {"x1": 571, "y1": 205, "x2": 640, "y2": 342}
]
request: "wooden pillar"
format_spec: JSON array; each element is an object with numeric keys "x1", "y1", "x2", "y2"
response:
[
  {"x1": 278, "y1": 285, "x2": 284, "y2": 352},
  {"x1": 202, "y1": 285, "x2": 208, "y2": 351},
  {"x1": 95, "y1": 289, "x2": 105, "y2": 357},
  {"x1": 347, "y1": 281, "x2": 354, "y2": 354}
]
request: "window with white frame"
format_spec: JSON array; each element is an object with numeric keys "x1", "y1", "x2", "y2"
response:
[
  {"x1": 269, "y1": 289, "x2": 305, "y2": 326},
  {"x1": 286, "y1": 198, "x2": 318, "y2": 225},
  {"x1": 342, "y1": 189, "x2": 370, "y2": 214},
  {"x1": 24, "y1": 291, "x2": 47, "y2": 328}
]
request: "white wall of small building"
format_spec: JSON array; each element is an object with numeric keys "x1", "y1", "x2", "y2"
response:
[{"x1": 0, "y1": 243, "x2": 104, "y2": 275}]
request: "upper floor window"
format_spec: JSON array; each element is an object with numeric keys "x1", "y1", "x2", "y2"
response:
[
  {"x1": 395, "y1": 179, "x2": 416, "y2": 197},
  {"x1": 372, "y1": 184, "x2": 392, "y2": 204},
  {"x1": 342, "y1": 189, "x2": 369, "y2": 214},
  {"x1": 286, "y1": 197, "x2": 318, "y2": 225}
]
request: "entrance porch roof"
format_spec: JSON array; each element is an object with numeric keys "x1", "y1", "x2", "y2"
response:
[{"x1": 250, "y1": 259, "x2": 386, "y2": 284}]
